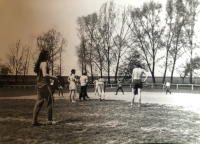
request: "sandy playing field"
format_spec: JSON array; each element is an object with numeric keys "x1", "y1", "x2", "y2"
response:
[{"x1": 1, "y1": 91, "x2": 200, "y2": 113}]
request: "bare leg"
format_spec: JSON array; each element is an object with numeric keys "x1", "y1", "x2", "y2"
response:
[
  {"x1": 130, "y1": 88, "x2": 136, "y2": 106},
  {"x1": 61, "y1": 89, "x2": 63, "y2": 97},
  {"x1": 138, "y1": 88, "x2": 141, "y2": 107},
  {"x1": 72, "y1": 90, "x2": 76, "y2": 102},
  {"x1": 69, "y1": 91, "x2": 72, "y2": 102},
  {"x1": 101, "y1": 83, "x2": 105, "y2": 100},
  {"x1": 97, "y1": 84, "x2": 102, "y2": 101},
  {"x1": 95, "y1": 85, "x2": 98, "y2": 95}
]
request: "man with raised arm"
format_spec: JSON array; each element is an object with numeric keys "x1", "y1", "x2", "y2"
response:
[{"x1": 129, "y1": 63, "x2": 148, "y2": 108}]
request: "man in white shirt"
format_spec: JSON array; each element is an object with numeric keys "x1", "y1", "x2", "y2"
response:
[
  {"x1": 165, "y1": 80, "x2": 171, "y2": 95},
  {"x1": 79, "y1": 72, "x2": 88, "y2": 100}
]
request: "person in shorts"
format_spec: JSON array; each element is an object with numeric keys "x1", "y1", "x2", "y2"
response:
[{"x1": 129, "y1": 64, "x2": 148, "y2": 108}]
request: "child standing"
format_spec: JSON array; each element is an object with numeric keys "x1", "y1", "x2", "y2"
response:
[{"x1": 115, "y1": 79, "x2": 124, "y2": 95}]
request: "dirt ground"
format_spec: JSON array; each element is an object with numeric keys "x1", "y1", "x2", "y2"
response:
[{"x1": 1, "y1": 91, "x2": 200, "y2": 114}]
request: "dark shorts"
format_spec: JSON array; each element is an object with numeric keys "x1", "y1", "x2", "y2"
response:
[{"x1": 132, "y1": 79, "x2": 143, "y2": 89}]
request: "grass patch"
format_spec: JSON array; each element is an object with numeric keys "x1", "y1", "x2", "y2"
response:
[{"x1": 0, "y1": 99, "x2": 200, "y2": 143}]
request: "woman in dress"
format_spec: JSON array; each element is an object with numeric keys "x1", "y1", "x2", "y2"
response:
[
  {"x1": 67, "y1": 69, "x2": 77, "y2": 102},
  {"x1": 33, "y1": 50, "x2": 58, "y2": 126}
]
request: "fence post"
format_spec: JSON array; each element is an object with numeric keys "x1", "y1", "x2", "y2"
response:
[{"x1": 192, "y1": 85, "x2": 193, "y2": 90}]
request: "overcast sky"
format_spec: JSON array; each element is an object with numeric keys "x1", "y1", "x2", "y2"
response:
[{"x1": 2, "y1": 0, "x2": 198, "y2": 77}]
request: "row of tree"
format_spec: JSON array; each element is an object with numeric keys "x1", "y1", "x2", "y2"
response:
[
  {"x1": 0, "y1": 28, "x2": 67, "y2": 84},
  {"x1": 75, "y1": 0, "x2": 200, "y2": 84}
]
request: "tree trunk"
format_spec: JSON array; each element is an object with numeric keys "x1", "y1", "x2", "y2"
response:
[
  {"x1": 114, "y1": 54, "x2": 120, "y2": 83},
  {"x1": 170, "y1": 61, "x2": 176, "y2": 83},
  {"x1": 162, "y1": 49, "x2": 170, "y2": 83},
  {"x1": 107, "y1": 47, "x2": 110, "y2": 84},
  {"x1": 190, "y1": 50, "x2": 193, "y2": 84},
  {"x1": 15, "y1": 70, "x2": 18, "y2": 84}
]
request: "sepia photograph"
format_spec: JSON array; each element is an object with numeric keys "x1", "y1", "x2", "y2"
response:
[{"x1": 1, "y1": 0, "x2": 200, "y2": 143}]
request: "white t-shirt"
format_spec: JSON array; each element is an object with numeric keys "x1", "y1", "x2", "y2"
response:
[
  {"x1": 80, "y1": 75, "x2": 88, "y2": 86},
  {"x1": 166, "y1": 82, "x2": 170, "y2": 87}
]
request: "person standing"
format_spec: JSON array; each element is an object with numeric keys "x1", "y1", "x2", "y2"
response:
[
  {"x1": 67, "y1": 69, "x2": 77, "y2": 102},
  {"x1": 98, "y1": 77, "x2": 105, "y2": 101},
  {"x1": 79, "y1": 72, "x2": 88, "y2": 100},
  {"x1": 165, "y1": 80, "x2": 171, "y2": 95},
  {"x1": 93, "y1": 78, "x2": 99, "y2": 95},
  {"x1": 33, "y1": 50, "x2": 58, "y2": 126},
  {"x1": 115, "y1": 79, "x2": 124, "y2": 95},
  {"x1": 57, "y1": 75, "x2": 65, "y2": 97},
  {"x1": 129, "y1": 64, "x2": 148, "y2": 108}
]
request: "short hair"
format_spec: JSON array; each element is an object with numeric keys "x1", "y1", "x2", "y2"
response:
[
  {"x1": 71, "y1": 69, "x2": 76, "y2": 74},
  {"x1": 82, "y1": 72, "x2": 87, "y2": 75},
  {"x1": 136, "y1": 63, "x2": 142, "y2": 68}
]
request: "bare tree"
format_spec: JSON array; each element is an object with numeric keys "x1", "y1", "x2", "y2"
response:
[
  {"x1": 77, "y1": 16, "x2": 89, "y2": 74},
  {"x1": 83, "y1": 13, "x2": 98, "y2": 81},
  {"x1": 0, "y1": 64, "x2": 11, "y2": 75},
  {"x1": 7, "y1": 40, "x2": 24, "y2": 83},
  {"x1": 57, "y1": 37, "x2": 67, "y2": 76},
  {"x1": 36, "y1": 28, "x2": 65, "y2": 75},
  {"x1": 129, "y1": 1, "x2": 165, "y2": 83},
  {"x1": 183, "y1": 0, "x2": 200, "y2": 84},
  {"x1": 22, "y1": 45, "x2": 32, "y2": 84},
  {"x1": 113, "y1": 6, "x2": 132, "y2": 83},
  {"x1": 168, "y1": 0, "x2": 186, "y2": 83},
  {"x1": 98, "y1": 0, "x2": 116, "y2": 83}
]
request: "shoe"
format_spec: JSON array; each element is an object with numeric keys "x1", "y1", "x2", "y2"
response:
[
  {"x1": 100, "y1": 98, "x2": 102, "y2": 101},
  {"x1": 86, "y1": 96, "x2": 90, "y2": 98},
  {"x1": 46, "y1": 121, "x2": 58, "y2": 125},
  {"x1": 115, "y1": 94, "x2": 117, "y2": 95},
  {"x1": 72, "y1": 100, "x2": 76, "y2": 103}
]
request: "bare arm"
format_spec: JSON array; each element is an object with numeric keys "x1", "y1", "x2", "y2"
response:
[
  {"x1": 40, "y1": 62, "x2": 57, "y2": 80},
  {"x1": 142, "y1": 70, "x2": 148, "y2": 82},
  {"x1": 85, "y1": 76, "x2": 88, "y2": 84},
  {"x1": 67, "y1": 76, "x2": 70, "y2": 83},
  {"x1": 131, "y1": 69, "x2": 134, "y2": 83}
]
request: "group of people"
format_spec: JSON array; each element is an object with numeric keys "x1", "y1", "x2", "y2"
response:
[
  {"x1": 32, "y1": 49, "x2": 171, "y2": 126},
  {"x1": 67, "y1": 69, "x2": 89, "y2": 102}
]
